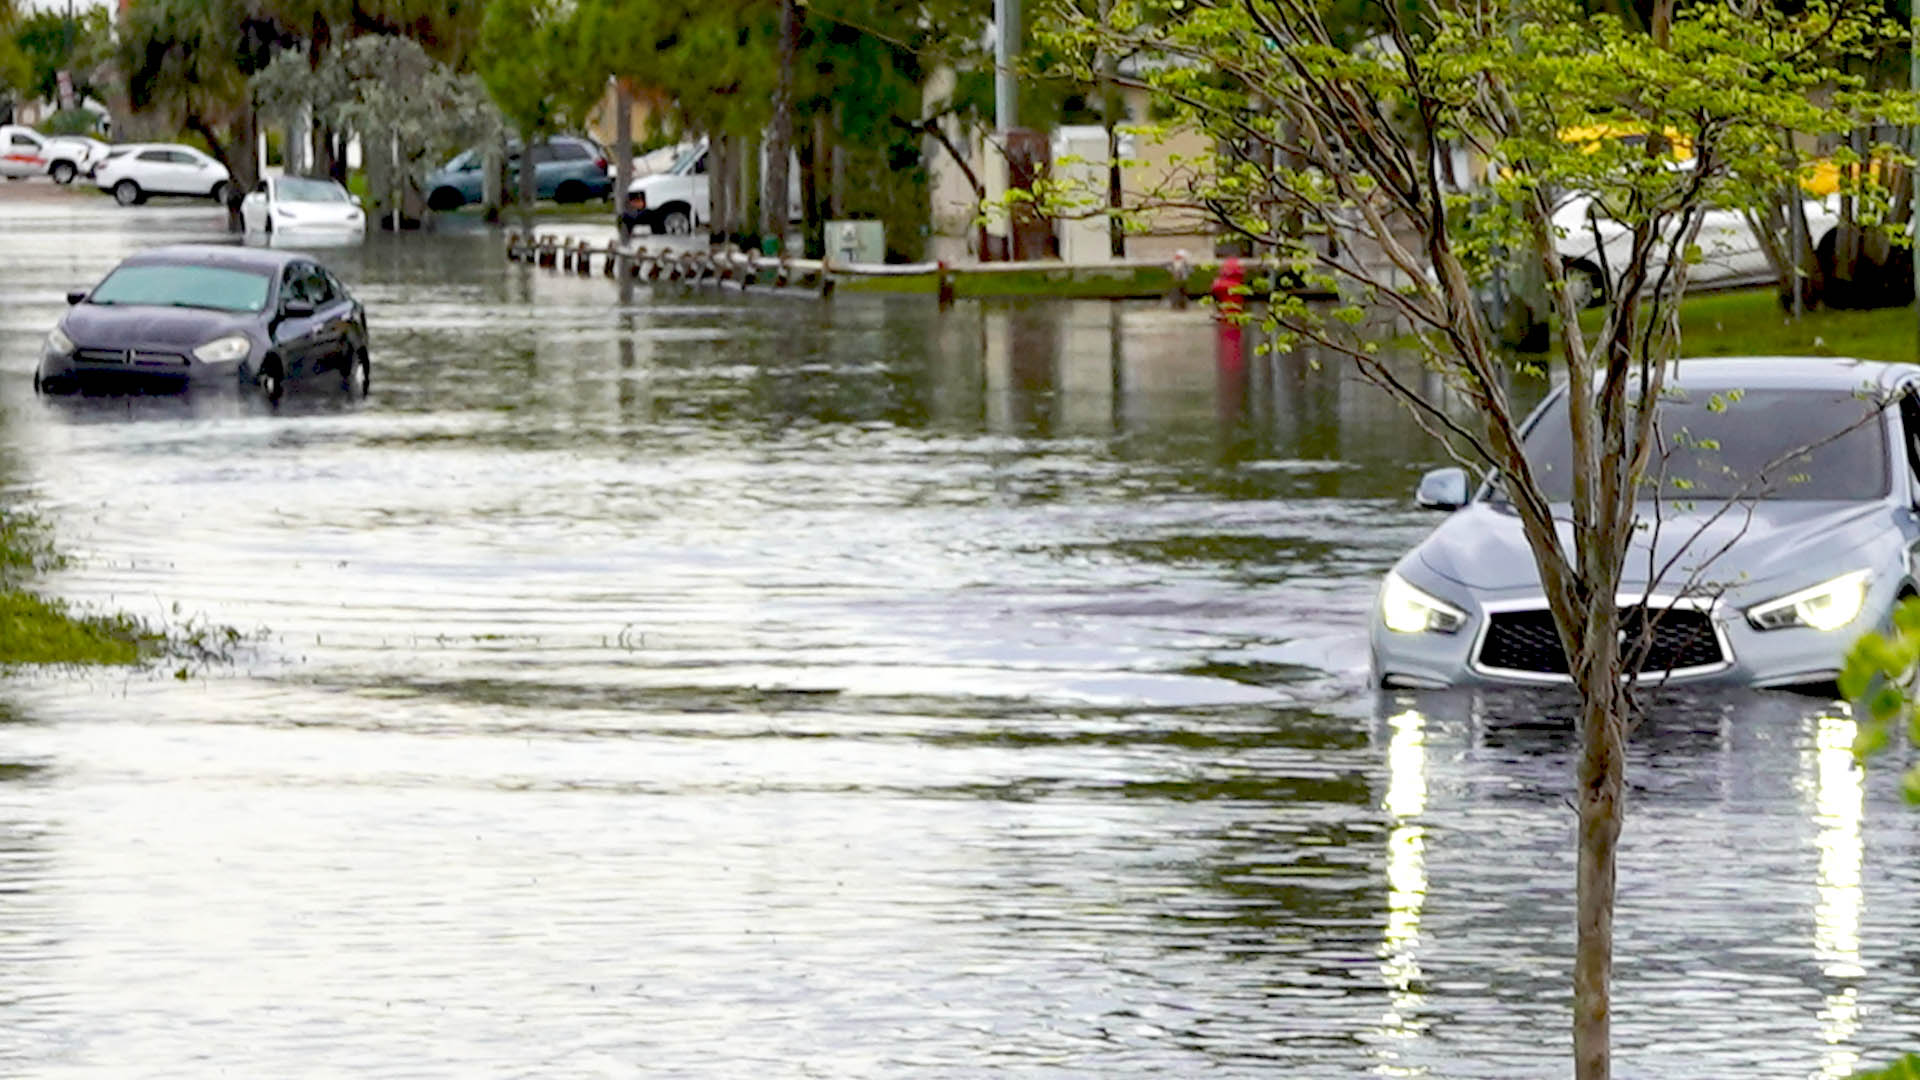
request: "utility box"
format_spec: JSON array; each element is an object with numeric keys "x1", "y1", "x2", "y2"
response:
[
  {"x1": 827, "y1": 219, "x2": 885, "y2": 265},
  {"x1": 1052, "y1": 125, "x2": 1110, "y2": 265}
]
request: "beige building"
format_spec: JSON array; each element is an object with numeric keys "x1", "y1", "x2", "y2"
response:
[{"x1": 924, "y1": 79, "x2": 1216, "y2": 264}]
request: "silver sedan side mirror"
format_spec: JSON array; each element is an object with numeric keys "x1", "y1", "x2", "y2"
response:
[{"x1": 1415, "y1": 466, "x2": 1470, "y2": 511}]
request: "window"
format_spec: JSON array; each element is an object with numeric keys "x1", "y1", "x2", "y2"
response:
[
  {"x1": 529, "y1": 144, "x2": 560, "y2": 165},
  {"x1": 1521, "y1": 388, "x2": 1890, "y2": 502},
  {"x1": 89, "y1": 264, "x2": 271, "y2": 312},
  {"x1": 277, "y1": 178, "x2": 347, "y2": 203},
  {"x1": 10, "y1": 134, "x2": 36, "y2": 147},
  {"x1": 137, "y1": 149, "x2": 170, "y2": 163},
  {"x1": 301, "y1": 266, "x2": 336, "y2": 305},
  {"x1": 551, "y1": 142, "x2": 592, "y2": 161}
]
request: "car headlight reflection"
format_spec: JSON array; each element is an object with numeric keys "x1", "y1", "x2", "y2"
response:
[
  {"x1": 44, "y1": 326, "x2": 74, "y2": 357},
  {"x1": 1380, "y1": 571, "x2": 1467, "y2": 634},
  {"x1": 192, "y1": 334, "x2": 251, "y2": 364},
  {"x1": 1745, "y1": 570, "x2": 1870, "y2": 632}
]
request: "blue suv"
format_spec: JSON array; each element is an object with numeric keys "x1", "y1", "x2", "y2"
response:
[{"x1": 425, "y1": 136, "x2": 611, "y2": 210}]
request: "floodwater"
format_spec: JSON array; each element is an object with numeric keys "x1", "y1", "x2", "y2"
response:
[{"x1": 0, "y1": 191, "x2": 1916, "y2": 1078}]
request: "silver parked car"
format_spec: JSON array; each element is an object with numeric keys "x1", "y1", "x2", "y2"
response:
[{"x1": 1371, "y1": 357, "x2": 1920, "y2": 691}]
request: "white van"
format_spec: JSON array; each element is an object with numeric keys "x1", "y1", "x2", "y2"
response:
[{"x1": 624, "y1": 140, "x2": 801, "y2": 235}]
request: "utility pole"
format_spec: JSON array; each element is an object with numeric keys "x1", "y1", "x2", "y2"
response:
[
  {"x1": 987, "y1": 0, "x2": 1019, "y2": 261},
  {"x1": 995, "y1": 0, "x2": 1018, "y2": 135}
]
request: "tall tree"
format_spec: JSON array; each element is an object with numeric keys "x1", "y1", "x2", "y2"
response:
[
  {"x1": 476, "y1": 0, "x2": 606, "y2": 228},
  {"x1": 120, "y1": 0, "x2": 294, "y2": 228},
  {"x1": 1036, "y1": 0, "x2": 1910, "y2": 1075}
]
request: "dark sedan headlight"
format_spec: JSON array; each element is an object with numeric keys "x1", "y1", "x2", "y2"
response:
[
  {"x1": 44, "y1": 327, "x2": 75, "y2": 357},
  {"x1": 1745, "y1": 570, "x2": 1870, "y2": 632},
  {"x1": 1380, "y1": 571, "x2": 1468, "y2": 634},
  {"x1": 192, "y1": 334, "x2": 251, "y2": 364}
]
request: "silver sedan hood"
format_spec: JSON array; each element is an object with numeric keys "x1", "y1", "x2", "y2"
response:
[{"x1": 1415, "y1": 500, "x2": 1891, "y2": 594}]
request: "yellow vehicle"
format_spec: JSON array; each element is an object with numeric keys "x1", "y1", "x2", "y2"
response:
[{"x1": 1558, "y1": 123, "x2": 1694, "y2": 162}]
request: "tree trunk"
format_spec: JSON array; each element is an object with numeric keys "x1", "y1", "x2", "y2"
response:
[
  {"x1": 800, "y1": 114, "x2": 823, "y2": 257},
  {"x1": 1573, "y1": 664, "x2": 1627, "y2": 1080},
  {"x1": 482, "y1": 137, "x2": 504, "y2": 225},
  {"x1": 614, "y1": 80, "x2": 633, "y2": 217},
  {"x1": 764, "y1": 0, "x2": 799, "y2": 251},
  {"x1": 517, "y1": 135, "x2": 536, "y2": 231},
  {"x1": 1098, "y1": 0, "x2": 1125, "y2": 257},
  {"x1": 744, "y1": 132, "x2": 764, "y2": 249},
  {"x1": 709, "y1": 135, "x2": 728, "y2": 244}
]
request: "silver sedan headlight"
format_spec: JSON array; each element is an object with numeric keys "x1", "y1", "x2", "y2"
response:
[
  {"x1": 192, "y1": 334, "x2": 252, "y2": 364},
  {"x1": 44, "y1": 327, "x2": 75, "y2": 356},
  {"x1": 1745, "y1": 570, "x2": 1870, "y2": 632},
  {"x1": 1380, "y1": 571, "x2": 1468, "y2": 634}
]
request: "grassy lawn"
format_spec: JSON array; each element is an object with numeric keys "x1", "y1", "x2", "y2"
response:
[
  {"x1": 1585, "y1": 288, "x2": 1920, "y2": 364},
  {"x1": 0, "y1": 502, "x2": 235, "y2": 669}
]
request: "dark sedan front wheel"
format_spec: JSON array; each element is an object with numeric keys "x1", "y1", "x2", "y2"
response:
[
  {"x1": 256, "y1": 360, "x2": 284, "y2": 404},
  {"x1": 343, "y1": 351, "x2": 371, "y2": 398}
]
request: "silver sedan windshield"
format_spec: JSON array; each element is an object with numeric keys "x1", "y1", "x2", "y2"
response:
[{"x1": 1520, "y1": 387, "x2": 1888, "y2": 501}]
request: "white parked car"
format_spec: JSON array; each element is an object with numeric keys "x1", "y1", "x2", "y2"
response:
[
  {"x1": 240, "y1": 175, "x2": 365, "y2": 238},
  {"x1": 94, "y1": 143, "x2": 231, "y2": 206},
  {"x1": 44, "y1": 136, "x2": 110, "y2": 185},
  {"x1": 0, "y1": 125, "x2": 48, "y2": 179},
  {"x1": 1553, "y1": 192, "x2": 1839, "y2": 307}
]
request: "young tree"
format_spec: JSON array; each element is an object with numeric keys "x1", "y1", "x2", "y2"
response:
[
  {"x1": 254, "y1": 37, "x2": 500, "y2": 227},
  {"x1": 1035, "y1": 0, "x2": 1910, "y2": 1075}
]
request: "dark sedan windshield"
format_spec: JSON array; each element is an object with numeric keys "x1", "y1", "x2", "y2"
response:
[
  {"x1": 88, "y1": 264, "x2": 271, "y2": 313},
  {"x1": 1520, "y1": 387, "x2": 1888, "y2": 501}
]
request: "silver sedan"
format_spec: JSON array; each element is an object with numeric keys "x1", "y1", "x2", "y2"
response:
[{"x1": 1371, "y1": 356, "x2": 1920, "y2": 692}]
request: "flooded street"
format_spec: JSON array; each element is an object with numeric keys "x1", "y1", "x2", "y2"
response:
[{"x1": 1, "y1": 193, "x2": 1917, "y2": 1078}]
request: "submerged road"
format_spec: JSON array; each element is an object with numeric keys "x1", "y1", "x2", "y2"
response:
[{"x1": 0, "y1": 187, "x2": 1914, "y2": 1077}]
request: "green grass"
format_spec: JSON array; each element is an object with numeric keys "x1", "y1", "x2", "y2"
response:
[
  {"x1": 1585, "y1": 288, "x2": 1920, "y2": 364},
  {"x1": 0, "y1": 505, "x2": 238, "y2": 670},
  {"x1": 838, "y1": 264, "x2": 1204, "y2": 299}
]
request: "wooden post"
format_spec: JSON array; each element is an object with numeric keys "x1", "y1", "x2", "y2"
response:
[{"x1": 937, "y1": 260, "x2": 955, "y2": 307}]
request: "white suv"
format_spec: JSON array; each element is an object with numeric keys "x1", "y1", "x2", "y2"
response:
[{"x1": 94, "y1": 143, "x2": 230, "y2": 206}]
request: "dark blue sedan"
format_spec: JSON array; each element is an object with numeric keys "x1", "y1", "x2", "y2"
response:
[{"x1": 37, "y1": 245, "x2": 370, "y2": 402}]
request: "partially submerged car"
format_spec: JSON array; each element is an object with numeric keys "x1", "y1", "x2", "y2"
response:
[
  {"x1": 38, "y1": 245, "x2": 370, "y2": 402},
  {"x1": 240, "y1": 175, "x2": 365, "y2": 238},
  {"x1": 1371, "y1": 357, "x2": 1920, "y2": 691}
]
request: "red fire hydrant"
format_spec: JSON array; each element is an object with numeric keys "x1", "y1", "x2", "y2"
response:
[{"x1": 1210, "y1": 255, "x2": 1246, "y2": 317}]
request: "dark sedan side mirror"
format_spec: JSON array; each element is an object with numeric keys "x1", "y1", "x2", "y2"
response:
[
  {"x1": 282, "y1": 299, "x2": 316, "y2": 318},
  {"x1": 1415, "y1": 467, "x2": 1470, "y2": 511},
  {"x1": 66, "y1": 289, "x2": 86, "y2": 305}
]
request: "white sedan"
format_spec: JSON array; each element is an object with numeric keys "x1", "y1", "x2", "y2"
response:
[
  {"x1": 1553, "y1": 192, "x2": 1838, "y2": 307},
  {"x1": 240, "y1": 175, "x2": 365, "y2": 239},
  {"x1": 94, "y1": 143, "x2": 230, "y2": 206}
]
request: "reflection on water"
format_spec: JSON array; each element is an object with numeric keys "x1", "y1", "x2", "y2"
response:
[
  {"x1": 1375, "y1": 708, "x2": 1428, "y2": 1073},
  {"x1": 0, "y1": 199, "x2": 1917, "y2": 1076},
  {"x1": 1813, "y1": 708, "x2": 1864, "y2": 1079}
]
